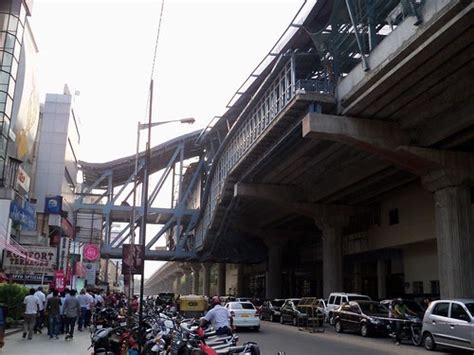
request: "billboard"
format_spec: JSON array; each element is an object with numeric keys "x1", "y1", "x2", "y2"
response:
[
  {"x1": 122, "y1": 244, "x2": 144, "y2": 275},
  {"x1": 3, "y1": 246, "x2": 57, "y2": 283}
]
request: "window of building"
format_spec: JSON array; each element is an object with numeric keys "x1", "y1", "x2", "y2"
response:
[
  {"x1": 412, "y1": 281, "x2": 423, "y2": 294},
  {"x1": 430, "y1": 280, "x2": 440, "y2": 295},
  {"x1": 389, "y1": 208, "x2": 399, "y2": 225}
]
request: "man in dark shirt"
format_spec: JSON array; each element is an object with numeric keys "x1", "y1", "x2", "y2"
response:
[{"x1": 46, "y1": 290, "x2": 62, "y2": 339}]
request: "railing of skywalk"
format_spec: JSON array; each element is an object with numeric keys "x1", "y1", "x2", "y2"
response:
[{"x1": 194, "y1": 59, "x2": 332, "y2": 248}]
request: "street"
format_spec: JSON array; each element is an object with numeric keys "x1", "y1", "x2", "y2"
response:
[
  {"x1": 2, "y1": 321, "x2": 472, "y2": 354},
  {"x1": 237, "y1": 321, "x2": 470, "y2": 355}
]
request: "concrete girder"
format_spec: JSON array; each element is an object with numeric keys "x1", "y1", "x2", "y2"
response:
[
  {"x1": 302, "y1": 113, "x2": 409, "y2": 152},
  {"x1": 234, "y1": 182, "x2": 359, "y2": 221}
]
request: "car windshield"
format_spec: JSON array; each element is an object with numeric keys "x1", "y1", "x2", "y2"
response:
[
  {"x1": 359, "y1": 302, "x2": 389, "y2": 316},
  {"x1": 272, "y1": 300, "x2": 284, "y2": 307},
  {"x1": 348, "y1": 296, "x2": 370, "y2": 302},
  {"x1": 231, "y1": 303, "x2": 255, "y2": 310},
  {"x1": 465, "y1": 303, "x2": 474, "y2": 316}
]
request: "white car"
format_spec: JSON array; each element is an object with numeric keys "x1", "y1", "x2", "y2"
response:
[{"x1": 225, "y1": 301, "x2": 260, "y2": 331}]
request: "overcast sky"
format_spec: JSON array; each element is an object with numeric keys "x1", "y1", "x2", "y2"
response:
[{"x1": 31, "y1": 0, "x2": 302, "y2": 277}]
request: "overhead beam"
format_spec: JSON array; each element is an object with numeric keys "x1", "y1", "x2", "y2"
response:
[
  {"x1": 101, "y1": 246, "x2": 197, "y2": 261},
  {"x1": 302, "y1": 113, "x2": 409, "y2": 151}
]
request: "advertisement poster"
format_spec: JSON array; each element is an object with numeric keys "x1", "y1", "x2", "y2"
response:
[
  {"x1": 55, "y1": 270, "x2": 65, "y2": 292},
  {"x1": 122, "y1": 244, "x2": 144, "y2": 275}
]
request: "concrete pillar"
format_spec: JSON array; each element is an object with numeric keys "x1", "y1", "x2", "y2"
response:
[
  {"x1": 353, "y1": 261, "x2": 362, "y2": 294},
  {"x1": 314, "y1": 210, "x2": 349, "y2": 299},
  {"x1": 217, "y1": 263, "x2": 226, "y2": 296},
  {"x1": 377, "y1": 259, "x2": 387, "y2": 299},
  {"x1": 321, "y1": 224, "x2": 343, "y2": 298},
  {"x1": 236, "y1": 264, "x2": 245, "y2": 297},
  {"x1": 265, "y1": 244, "x2": 283, "y2": 299},
  {"x1": 202, "y1": 263, "x2": 211, "y2": 296},
  {"x1": 423, "y1": 170, "x2": 474, "y2": 298},
  {"x1": 191, "y1": 264, "x2": 201, "y2": 295}
]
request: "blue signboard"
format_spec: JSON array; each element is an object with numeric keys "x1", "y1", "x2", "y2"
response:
[
  {"x1": 9, "y1": 200, "x2": 36, "y2": 231},
  {"x1": 45, "y1": 195, "x2": 62, "y2": 214}
]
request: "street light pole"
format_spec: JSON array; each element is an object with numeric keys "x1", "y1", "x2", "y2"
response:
[{"x1": 136, "y1": 79, "x2": 194, "y2": 354}]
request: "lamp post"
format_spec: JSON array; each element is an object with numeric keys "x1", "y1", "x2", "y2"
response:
[{"x1": 135, "y1": 79, "x2": 194, "y2": 354}]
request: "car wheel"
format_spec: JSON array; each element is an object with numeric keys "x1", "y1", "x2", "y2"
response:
[
  {"x1": 292, "y1": 317, "x2": 297, "y2": 327},
  {"x1": 280, "y1": 315, "x2": 284, "y2": 324},
  {"x1": 335, "y1": 320, "x2": 343, "y2": 333},
  {"x1": 360, "y1": 323, "x2": 369, "y2": 337},
  {"x1": 423, "y1": 332, "x2": 436, "y2": 351},
  {"x1": 270, "y1": 314, "x2": 274, "y2": 322}
]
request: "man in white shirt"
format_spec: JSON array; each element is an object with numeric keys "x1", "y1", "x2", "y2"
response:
[
  {"x1": 200, "y1": 296, "x2": 234, "y2": 335},
  {"x1": 23, "y1": 288, "x2": 40, "y2": 340},
  {"x1": 34, "y1": 287, "x2": 46, "y2": 334}
]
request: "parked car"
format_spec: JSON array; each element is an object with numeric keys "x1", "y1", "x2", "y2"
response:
[
  {"x1": 279, "y1": 298, "x2": 306, "y2": 326},
  {"x1": 326, "y1": 293, "x2": 371, "y2": 324},
  {"x1": 333, "y1": 300, "x2": 391, "y2": 337},
  {"x1": 421, "y1": 299, "x2": 474, "y2": 352},
  {"x1": 260, "y1": 299, "x2": 285, "y2": 322},
  {"x1": 225, "y1": 301, "x2": 260, "y2": 331},
  {"x1": 380, "y1": 298, "x2": 426, "y2": 318}
]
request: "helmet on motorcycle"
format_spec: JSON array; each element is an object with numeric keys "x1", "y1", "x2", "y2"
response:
[{"x1": 211, "y1": 296, "x2": 221, "y2": 306}]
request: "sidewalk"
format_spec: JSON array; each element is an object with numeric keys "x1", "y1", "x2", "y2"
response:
[{"x1": 1, "y1": 328, "x2": 91, "y2": 354}]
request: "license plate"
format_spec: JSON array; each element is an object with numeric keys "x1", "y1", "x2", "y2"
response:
[{"x1": 240, "y1": 314, "x2": 249, "y2": 318}]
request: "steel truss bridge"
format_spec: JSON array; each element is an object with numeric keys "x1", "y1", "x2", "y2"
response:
[{"x1": 74, "y1": 0, "x2": 474, "y2": 267}]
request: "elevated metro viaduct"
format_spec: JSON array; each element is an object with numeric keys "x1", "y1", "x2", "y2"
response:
[{"x1": 78, "y1": 0, "x2": 474, "y2": 300}]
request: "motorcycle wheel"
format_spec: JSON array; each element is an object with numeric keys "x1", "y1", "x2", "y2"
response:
[{"x1": 411, "y1": 326, "x2": 422, "y2": 346}]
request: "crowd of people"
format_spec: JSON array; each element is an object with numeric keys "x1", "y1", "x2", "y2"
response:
[{"x1": 22, "y1": 286, "x2": 130, "y2": 341}]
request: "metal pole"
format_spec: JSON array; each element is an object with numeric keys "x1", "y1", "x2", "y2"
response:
[{"x1": 138, "y1": 79, "x2": 153, "y2": 355}]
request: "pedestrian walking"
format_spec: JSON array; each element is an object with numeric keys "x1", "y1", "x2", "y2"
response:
[
  {"x1": 63, "y1": 289, "x2": 80, "y2": 340},
  {"x1": 77, "y1": 289, "x2": 93, "y2": 331},
  {"x1": 46, "y1": 290, "x2": 62, "y2": 339},
  {"x1": 23, "y1": 288, "x2": 40, "y2": 340},
  {"x1": 59, "y1": 290, "x2": 68, "y2": 334},
  {"x1": 34, "y1": 286, "x2": 46, "y2": 334}
]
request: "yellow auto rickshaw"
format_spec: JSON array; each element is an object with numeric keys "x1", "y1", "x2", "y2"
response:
[{"x1": 177, "y1": 295, "x2": 208, "y2": 318}]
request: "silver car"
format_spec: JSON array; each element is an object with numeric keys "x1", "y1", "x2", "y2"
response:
[{"x1": 422, "y1": 299, "x2": 474, "y2": 351}]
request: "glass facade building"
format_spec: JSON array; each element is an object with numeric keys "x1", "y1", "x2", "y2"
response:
[{"x1": 0, "y1": 1, "x2": 28, "y2": 186}]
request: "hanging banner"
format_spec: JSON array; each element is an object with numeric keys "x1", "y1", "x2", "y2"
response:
[
  {"x1": 122, "y1": 244, "x2": 144, "y2": 275},
  {"x1": 55, "y1": 270, "x2": 65, "y2": 292},
  {"x1": 58, "y1": 236, "x2": 71, "y2": 271}
]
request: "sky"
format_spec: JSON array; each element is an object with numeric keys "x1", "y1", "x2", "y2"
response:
[{"x1": 30, "y1": 0, "x2": 303, "y2": 277}]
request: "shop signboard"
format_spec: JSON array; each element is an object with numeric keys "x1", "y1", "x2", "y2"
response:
[
  {"x1": 16, "y1": 166, "x2": 31, "y2": 192},
  {"x1": 58, "y1": 236, "x2": 71, "y2": 271},
  {"x1": 84, "y1": 262, "x2": 97, "y2": 286},
  {"x1": 44, "y1": 196, "x2": 62, "y2": 214},
  {"x1": 3, "y1": 246, "x2": 57, "y2": 283},
  {"x1": 9, "y1": 200, "x2": 36, "y2": 231},
  {"x1": 83, "y1": 243, "x2": 100, "y2": 261}
]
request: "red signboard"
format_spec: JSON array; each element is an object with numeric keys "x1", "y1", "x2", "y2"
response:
[
  {"x1": 55, "y1": 270, "x2": 65, "y2": 292},
  {"x1": 83, "y1": 244, "x2": 100, "y2": 261}
]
